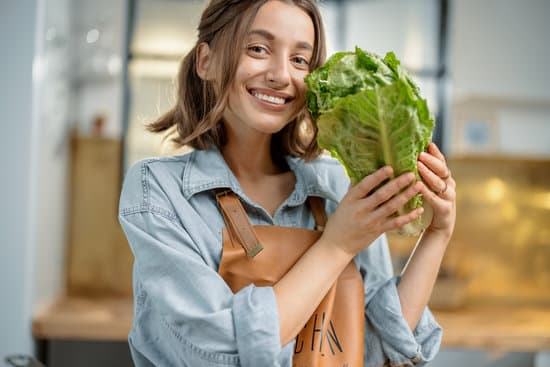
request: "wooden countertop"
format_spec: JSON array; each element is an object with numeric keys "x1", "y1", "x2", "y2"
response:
[
  {"x1": 434, "y1": 304, "x2": 550, "y2": 351},
  {"x1": 33, "y1": 297, "x2": 133, "y2": 341},
  {"x1": 33, "y1": 297, "x2": 550, "y2": 351}
]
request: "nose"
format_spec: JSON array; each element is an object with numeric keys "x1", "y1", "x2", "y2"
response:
[{"x1": 266, "y1": 55, "x2": 291, "y2": 88}]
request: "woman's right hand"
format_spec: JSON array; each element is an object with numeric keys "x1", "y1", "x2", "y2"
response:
[{"x1": 320, "y1": 166, "x2": 424, "y2": 257}]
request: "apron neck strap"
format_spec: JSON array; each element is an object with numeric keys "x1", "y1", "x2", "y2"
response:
[
  {"x1": 216, "y1": 190, "x2": 263, "y2": 258},
  {"x1": 215, "y1": 191, "x2": 328, "y2": 256}
]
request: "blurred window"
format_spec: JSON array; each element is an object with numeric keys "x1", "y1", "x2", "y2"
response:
[{"x1": 126, "y1": 0, "x2": 204, "y2": 167}]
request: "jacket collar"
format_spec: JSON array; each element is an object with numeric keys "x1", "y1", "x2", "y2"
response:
[{"x1": 181, "y1": 147, "x2": 340, "y2": 206}]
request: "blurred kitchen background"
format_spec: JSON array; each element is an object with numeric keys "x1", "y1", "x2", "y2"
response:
[{"x1": 1, "y1": 0, "x2": 549, "y2": 366}]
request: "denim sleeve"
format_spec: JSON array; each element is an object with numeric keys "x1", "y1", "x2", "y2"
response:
[
  {"x1": 355, "y1": 235, "x2": 442, "y2": 367},
  {"x1": 119, "y1": 211, "x2": 285, "y2": 367}
]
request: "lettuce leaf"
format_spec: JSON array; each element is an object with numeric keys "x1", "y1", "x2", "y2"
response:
[{"x1": 305, "y1": 47, "x2": 434, "y2": 236}]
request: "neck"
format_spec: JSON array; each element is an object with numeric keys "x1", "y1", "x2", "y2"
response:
[
  {"x1": 219, "y1": 123, "x2": 296, "y2": 216},
  {"x1": 222, "y1": 137, "x2": 280, "y2": 181}
]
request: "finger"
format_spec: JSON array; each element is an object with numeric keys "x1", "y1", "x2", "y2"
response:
[
  {"x1": 363, "y1": 172, "x2": 416, "y2": 209},
  {"x1": 368, "y1": 180, "x2": 422, "y2": 222},
  {"x1": 378, "y1": 207, "x2": 424, "y2": 233},
  {"x1": 416, "y1": 182, "x2": 443, "y2": 213},
  {"x1": 428, "y1": 142, "x2": 446, "y2": 161},
  {"x1": 418, "y1": 180, "x2": 455, "y2": 205},
  {"x1": 417, "y1": 161, "x2": 447, "y2": 194},
  {"x1": 349, "y1": 166, "x2": 393, "y2": 199},
  {"x1": 446, "y1": 176, "x2": 457, "y2": 190},
  {"x1": 418, "y1": 151, "x2": 449, "y2": 179}
]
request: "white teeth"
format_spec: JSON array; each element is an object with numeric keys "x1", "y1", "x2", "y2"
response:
[{"x1": 252, "y1": 92, "x2": 286, "y2": 105}]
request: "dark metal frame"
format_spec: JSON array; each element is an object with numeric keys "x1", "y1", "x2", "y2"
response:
[
  {"x1": 121, "y1": 0, "x2": 137, "y2": 173},
  {"x1": 435, "y1": 0, "x2": 449, "y2": 152}
]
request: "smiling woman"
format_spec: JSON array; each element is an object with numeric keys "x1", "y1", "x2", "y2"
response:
[
  {"x1": 219, "y1": 2, "x2": 313, "y2": 138},
  {"x1": 147, "y1": 0, "x2": 326, "y2": 160},
  {"x1": 119, "y1": 1, "x2": 451, "y2": 366}
]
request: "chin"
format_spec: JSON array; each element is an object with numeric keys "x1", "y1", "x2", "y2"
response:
[{"x1": 255, "y1": 116, "x2": 294, "y2": 134}]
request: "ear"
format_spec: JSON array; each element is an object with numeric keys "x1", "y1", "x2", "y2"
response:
[{"x1": 196, "y1": 42, "x2": 211, "y2": 80}]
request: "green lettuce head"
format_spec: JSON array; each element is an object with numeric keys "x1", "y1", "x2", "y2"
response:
[{"x1": 305, "y1": 47, "x2": 434, "y2": 236}]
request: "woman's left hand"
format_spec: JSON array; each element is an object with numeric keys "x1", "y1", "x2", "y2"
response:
[{"x1": 417, "y1": 142, "x2": 456, "y2": 240}]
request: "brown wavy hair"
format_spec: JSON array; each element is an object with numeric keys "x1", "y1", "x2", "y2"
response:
[{"x1": 147, "y1": 0, "x2": 327, "y2": 161}]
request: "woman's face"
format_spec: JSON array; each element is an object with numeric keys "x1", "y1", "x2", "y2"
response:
[{"x1": 222, "y1": 0, "x2": 315, "y2": 140}]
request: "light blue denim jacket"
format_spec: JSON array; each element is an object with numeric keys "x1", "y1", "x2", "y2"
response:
[{"x1": 118, "y1": 147, "x2": 442, "y2": 367}]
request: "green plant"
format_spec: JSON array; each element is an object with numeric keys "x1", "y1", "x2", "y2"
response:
[{"x1": 306, "y1": 47, "x2": 434, "y2": 236}]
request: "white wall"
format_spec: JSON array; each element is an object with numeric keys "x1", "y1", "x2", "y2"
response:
[
  {"x1": 450, "y1": 0, "x2": 550, "y2": 100},
  {"x1": 0, "y1": 0, "x2": 74, "y2": 358},
  {"x1": 449, "y1": 0, "x2": 550, "y2": 158},
  {"x1": 32, "y1": 0, "x2": 72, "y2": 313},
  {"x1": 0, "y1": 0, "x2": 39, "y2": 358},
  {"x1": 343, "y1": 0, "x2": 439, "y2": 72}
]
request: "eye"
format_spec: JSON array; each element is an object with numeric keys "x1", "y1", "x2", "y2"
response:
[
  {"x1": 247, "y1": 45, "x2": 268, "y2": 56},
  {"x1": 292, "y1": 55, "x2": 310, "y2": 69}
]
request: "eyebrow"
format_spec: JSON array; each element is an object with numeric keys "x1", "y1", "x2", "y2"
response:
[{"x1": 248, "y1": 29, "x2": 313, "y2": 51}]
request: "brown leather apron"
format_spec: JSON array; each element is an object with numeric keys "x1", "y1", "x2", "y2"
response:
[{"x1": 217, "y1": 191, "x2": 365, "y2": 367}]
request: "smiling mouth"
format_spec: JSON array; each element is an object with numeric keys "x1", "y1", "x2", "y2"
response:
[{"x1": 249, "y1": 90, "x2": 291, "y2": 106}]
